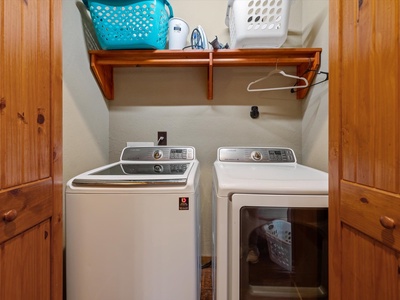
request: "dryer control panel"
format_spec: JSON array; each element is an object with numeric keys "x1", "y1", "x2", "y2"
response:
[
  {"x1": 121, "y1": 146, "x2": 195, "y2": 161},
  {"x1": 218, "y1": 147, "x2": 296, "y2": 163}
]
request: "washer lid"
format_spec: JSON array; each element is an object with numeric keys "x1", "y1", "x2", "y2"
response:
[
  {"x1": 91, "y1": 163, "x2": 190, "y2": 175},
  {"x1": 213, "y1": 161, "x2": 328, "y2": 196},
  {"x1": 71, "y1": 161, "x2": 196, "y2": 187}
]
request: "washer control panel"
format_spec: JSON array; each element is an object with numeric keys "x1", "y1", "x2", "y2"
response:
[
  {"x1": 121, "y1": 146, "x2": 195, "y2": 161},
  {"x1": 218, "y1": 147, "x2": 296, "y2": 163}
]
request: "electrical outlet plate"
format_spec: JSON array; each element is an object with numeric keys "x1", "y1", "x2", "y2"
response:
[{"x1": 157, "y1": 131, "x2": 167, "y2": 145}]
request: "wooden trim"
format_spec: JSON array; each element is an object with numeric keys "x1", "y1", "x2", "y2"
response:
[
  {"x1": 329, "y1": 0, "x2": 343, "y2": 299},
  {"x1": 50, "y1": 0, "x2": 63, "y2": 299}
]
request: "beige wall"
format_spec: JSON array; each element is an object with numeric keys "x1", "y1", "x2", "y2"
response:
[
  {"x1": 301, "y1": 0, "x2": 329, "y2": 172},
  {"x1": 63, "y1": 0, "x2": 329, "y2": 256}
]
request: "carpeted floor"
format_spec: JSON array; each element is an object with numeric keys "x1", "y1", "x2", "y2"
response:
[{"x1": 201, "y1": 258, "x2": 212, "y2": 300}]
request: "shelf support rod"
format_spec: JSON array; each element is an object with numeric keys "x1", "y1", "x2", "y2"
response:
[{"x1": 208, "y1": 52, "x2": 214, "y2": 100}]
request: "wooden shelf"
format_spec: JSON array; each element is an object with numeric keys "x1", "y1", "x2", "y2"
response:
[{"x1": 88, "y1": 48, "x2": 322, "y2": 100}]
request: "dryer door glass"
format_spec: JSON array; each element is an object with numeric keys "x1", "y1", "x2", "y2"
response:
[{"x1": 230, "y1": 194, "x2": 328, "y2": 300}]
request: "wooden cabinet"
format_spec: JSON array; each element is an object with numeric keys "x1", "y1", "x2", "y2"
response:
[
  {"x1": 329, "y1": 0, "x2": 400, "y2": 299},
  {"x1": 0, "y1": 0, "x2": 62, "y2": 299}
]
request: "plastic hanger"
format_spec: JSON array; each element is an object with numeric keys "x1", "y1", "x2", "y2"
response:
[{"x1": 247, "y1": 63, "x2": 309, "y2": 92}]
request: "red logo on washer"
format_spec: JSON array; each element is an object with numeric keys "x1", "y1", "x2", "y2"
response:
[{"x1": 179, "y1": 197, "x2": 189, "y2": 210}]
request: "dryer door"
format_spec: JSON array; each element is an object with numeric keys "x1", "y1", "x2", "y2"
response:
[{"x1": 230, "y1": 194, "x2": 328, "y2": 300}]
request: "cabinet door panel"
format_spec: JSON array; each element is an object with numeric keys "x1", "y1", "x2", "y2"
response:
[
  {"x1": 0, "y1": 220, "x2": 51, "y2": 300},
  {"x1": 1, "y1": 0, "x2": 51, "y2": 189},
  {"x1": 0, "y1": 179, "x2": 52, "y2": 244},
  {"x1": 340, "y1": 0, "x2": 357, "y2": 183},
  {"x1": 341, "y1": 0, "x2": 400, "y2": 193},
  {"x1": 340, "y1": 181, "x2": 400, "y2": 251},
  {"x1": 341, "y1": 225, "x2": 399, "y2": 300}
]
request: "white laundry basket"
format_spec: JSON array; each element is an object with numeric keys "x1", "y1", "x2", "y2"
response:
[
  {"x1": 225, "y1": 0, "x2": 292, "y2": 48},
  {"x1": 262, "y1": 220, "x2": 292, "y2": 271}
]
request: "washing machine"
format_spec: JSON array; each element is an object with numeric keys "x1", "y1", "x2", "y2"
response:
[
  {"x1": 66, "y1": 146, "x2": 201, "y2": 300},
  {"x1": 212, "y1": 147, "x2": 328, "y2": 300}
]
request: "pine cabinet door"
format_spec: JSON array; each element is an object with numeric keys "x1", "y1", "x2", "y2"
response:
[
  {"x1": 330, "y1": 0, "x2": 400, "y2": 299},
  {"x1": 0, "y1": 0, "x2": 62, "y2": 299}
]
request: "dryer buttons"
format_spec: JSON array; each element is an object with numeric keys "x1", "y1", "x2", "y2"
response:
[{"x1": 251, "y1": 151, "x2": 263, "y2": 161}]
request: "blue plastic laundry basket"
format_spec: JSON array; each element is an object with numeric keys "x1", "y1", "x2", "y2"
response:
[{"x1": 83, "y1": 0, "x2": 173, "y2": 50}]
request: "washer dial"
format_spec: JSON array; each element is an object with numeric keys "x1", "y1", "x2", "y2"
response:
[
  {"x1": 153, "y1": 164, "x2": 164, "y2": 173},
  {"x1": 153, "y1": 149, "x2": 163, "y2": 160},
  {"x1": 251, "y1": 151, "x2": 263, "y2": 161}
]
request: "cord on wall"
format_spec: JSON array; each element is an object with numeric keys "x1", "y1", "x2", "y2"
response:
[{"x1": 157, "y1": 131, "x2": 167, "y2": 145}]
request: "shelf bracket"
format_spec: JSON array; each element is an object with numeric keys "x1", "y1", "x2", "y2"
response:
[
  {"x1": 296, "y1": 51, "x2": 321, "y2": 99},
  {"x1": 90, "y1": 55, "x2": 114, "y2": 100}
]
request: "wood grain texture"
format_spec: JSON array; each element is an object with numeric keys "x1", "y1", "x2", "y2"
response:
[
  {"x1": 330, "y1": 0, "x2": 400, "y2": 298},
  {"x1": 1, "y1": 0, "x2": 51, "y2": 188},
  {"x1": 341, "y1": 225, "x2": 399, "y2": 299},
  {"x1": 328, "y1": 0, "x2": 343, "y2": 298},
  {"x1": 0, "y1": 220, "x2": 51, "y2": 300},
  {"x1": 50, "y1": 0, "x2": 64, "y2": 297},
  {"x1": 340, "y1": 181, "x2": 400, "y2": 251},
  {"x1": 0, "y1": 0, "x2": 63, "y2": 299}
]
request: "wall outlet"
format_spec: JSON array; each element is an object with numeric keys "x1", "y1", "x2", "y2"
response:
[{"x1": 157, "y1": 131, "x2": 167, "y2": 145}]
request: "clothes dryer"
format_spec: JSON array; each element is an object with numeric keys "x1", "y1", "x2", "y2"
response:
[
  {"x1": 212, "y1": 147, "x2": 328, "y2": 300},
  {"x1": 66, "y1": 146, "x2": 201, "y2": 300}
]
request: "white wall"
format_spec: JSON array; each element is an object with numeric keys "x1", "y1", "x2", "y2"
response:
[
  {"x1": 63, "y1": 0, "x2": 329, "y2": 256},
  {"x1": 63, "y1": 0, "x2": 110, "y2": 183}
]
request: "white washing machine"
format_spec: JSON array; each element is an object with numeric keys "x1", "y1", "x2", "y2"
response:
[
  {"x1": 212, "y1": 147, "x2": 328, "y2": 300},
  {"x1": 66, "y1": 146, "x2": 201, "y2": 300}
]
